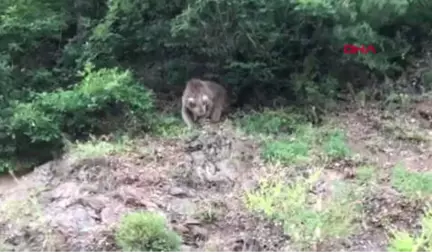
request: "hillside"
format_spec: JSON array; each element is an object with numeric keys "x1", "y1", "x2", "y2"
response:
[
  {"x1": 2, "y1": 99, "x2": 432, "y2": 251},
  {"x1": 2, "y1": 0, "x2": 432, "y2": 250}
]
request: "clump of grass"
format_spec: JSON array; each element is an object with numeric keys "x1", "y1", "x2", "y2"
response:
[
  {"x1": 244, "y1": 171, "x2": 361, "y2": 249},
  {"x1": 115, "y1": 211, "x2": 182, "y2": 252},
  {"x1": 355, "y1": 165, "x2": 377, "y2": 184},
  {"x1": 236, "y1": 108, "x2": 307, "y2": 136},
  {"x1": 260, "y1": 124, "x2": 318, "y2": 165},
  {"x1": 69, "y1": 135, "x2": 132, "y2": 160},
  {"x1": 322, "y1": 130, "x2": 351, "y2": 159},
  {"x1": 152, "y1": 114, "x2": 189, "y2": 138},
  {"x1": 260, "y1": 123, "x2": 351, "y2": 165},
  {"x1": 388, "y1": 206, "x2": 432, "y2": 252},
  {"x1": 391, "y1": 163, "x2": 432, "y2": 198},
  {"x1": 261, "y1": 139, "x2": 310, "y2": 165}
]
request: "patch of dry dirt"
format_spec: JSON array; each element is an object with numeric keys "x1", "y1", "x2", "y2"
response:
[
  {"x1": 325, "y1": 101, "x2": 432, "y2": 251},
  {"x1": 336, "y1": 102, "x2": 432, "y2": 172},
  {"x1": 0, "y1": 122, "x2": 288, "y2": 251}
]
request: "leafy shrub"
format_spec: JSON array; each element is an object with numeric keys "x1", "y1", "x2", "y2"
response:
[
  {"x1": 0, "y1": 102, "x2": 63, "y2": 172},
  {"x1": 115, "y1": 211, "x2": 182, "y2": 252},
  {"x1": 10, "y1": 103, "x2": 62, "y2": 146},
  {"x1": 0, "y1": 0, "x2": 69, "y2": 96},
  {"x1": 169, "y1": 0, "x2": 429, "y2": 103},
  {"x1": 0, "y1": 64, "x2": 155, "y2": 172},
  {"x1": 79, "y1": 0, "x2": 187, "y2": 69},
  {"x1": 35, "y1": 63, "x2": 155, "y2": 136}
]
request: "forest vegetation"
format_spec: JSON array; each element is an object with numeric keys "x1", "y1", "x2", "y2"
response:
[{"x1": 1, "y1": 0, "x2": 432, "y2": 251}]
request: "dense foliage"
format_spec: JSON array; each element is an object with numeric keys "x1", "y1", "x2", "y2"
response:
[{"x1": 1, "y1": 0, "x2": 432, "y2": 171}]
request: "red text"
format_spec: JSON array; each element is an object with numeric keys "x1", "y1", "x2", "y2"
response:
[{"x1": 343, "y1": 44, "x2": 376, "y2": 54}]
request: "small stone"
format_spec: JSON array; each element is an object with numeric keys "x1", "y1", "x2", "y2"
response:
[
  {"x1": 169, "y1": 187, "x2": 188, "y2": 197},
  {"x1": 79, "y1": 195, "x2": 109, "y2": 211},
  {"x1": 172, "y1": 224, "x2": 189, "y2": 234},
  {"x1": 181, "y1": 245, "x2": 194, "y2": 252},
  {"x1": 191, "y1": 226, "x2": 208, "y2": 241},
  {"x1": 185, "y1": 217, "x2": 201, "y2": 225},
  {"x1": 169, "y1": 198, "x2": 197, "y2": 215}
]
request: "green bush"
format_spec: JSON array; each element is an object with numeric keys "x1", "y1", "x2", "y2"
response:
[
  {"x1": 2, "y1": 0, "x2": 432, "y2": 112},
  {"x1": 0, "y1": 0, "x2": 69, "y2": 96},
  {"x1": 74, "y1": 0, "x2": 432, "y2": 105},
  {"x1": 0, "y1": 102, "x2": 63, "y2": 172},
  {"x1": 35, "y1": 63, "x2": 155, "y2": 136},
  {"x1": 0, "y1": 64, "x2": 155, "y2": 172},
  {"x1": 168, "y1": 0, "x2": 429, "y2": 102},
  {"x1": 115, "y1": 211, "x2": 182, "y2": 252}
]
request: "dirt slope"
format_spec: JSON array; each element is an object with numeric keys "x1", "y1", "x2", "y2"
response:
[{"x1": 1, "y1": 101, "x2": 432, "y2": 251}]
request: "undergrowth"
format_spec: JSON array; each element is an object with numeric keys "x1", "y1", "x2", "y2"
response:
[
  {"x1": 115, "y1": 211, "x2": 182, "y2": 252},
  {"x1": 241, "y1": 109, "x2": 358, "y2": 249},
  {"x1": 244, "y1": 171, "x2": 362, "y2": 249},
  {"x1": 151, "y1": 114, "x2": 189, "y2": 138},
  {"x1": 0, "y1": 179, "x2": 57, "y2": 251},
  {"x1": 68, "y1": 135, "x2": 133, "y2": 160},
  {"x1": 391, "y1": 163, "x2": 432, "y2": 198},
  {"x1": 388, "y1": 206, "x2": 432, "y2": 252},
  {"x1": 236, "y1": 109, "x2": 307, "y2": 136},
  {"x1": 259, "y1": 124, "x2": 351, "y2": 165}
]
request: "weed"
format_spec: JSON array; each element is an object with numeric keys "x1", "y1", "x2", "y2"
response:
[
  {"x1": 355, "y1": 165, "x2": 377, "y2": 184},
  {"x1": 388, "y1": 206, "x2": 432, "y2": 252},
  {"x1": 391, "y1": 164, "x2": 432, "y2": 198},
  {"x1": 244, "y1": 171, "x2": 361, "y2": 249},
  {"x1": 152, "y1": 114, "x2": 188, "y2": 138},
  {"x1": 236, "y1": 109, "x2": 306, "y2": 136},
  {"x1": 260, "y1": 124, "x2": 316, "y2": 165},
  {"x1": 384, "y1": 93, "x2": 412, "y2": 111},
  {"x1": 322, "y1": 130, "x2": 351, "y2": 159},
  {"x1": 260, "y1": 122, "x2": 350, "y2": 165},
  {"x1": 115, "y1": 211, "x2": 182, "y2": 252},
  {"x1": 0, "y1": 176, "x2": 58, "y2": 251},
  {"x1": 69, "y1": 135, "x2": 132, "y2": 160},
  {"x1": 380, "y1": 119, "x2": 430, "y2": 143},
  {"x1": 261, "y1": 139, "x2": 310, "y2": 165},
  {"x1": 422, "y1": 71, "x2": 432, "y2": 90},
  {"x1": 193, "y1": 201, "x2": 225, "y2": 224},
  {"x1": 197, "y1": 208, "x2": 219, "y2": 224}
]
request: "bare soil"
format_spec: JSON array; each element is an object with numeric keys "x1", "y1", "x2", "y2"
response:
[{"x1": 1, "y1": 100, "x2": 432, "y2": 251}]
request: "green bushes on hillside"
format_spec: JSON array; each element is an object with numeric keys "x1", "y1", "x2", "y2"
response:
[{"x1": 0, "y1": 65, "x2": 154, "y2": 172}]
